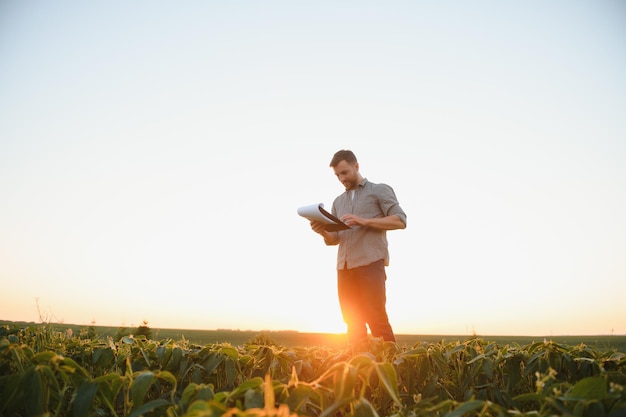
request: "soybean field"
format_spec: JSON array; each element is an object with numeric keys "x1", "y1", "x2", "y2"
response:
[{"x1": 1, "y1": 322, "x2": 625, "y2": 416}]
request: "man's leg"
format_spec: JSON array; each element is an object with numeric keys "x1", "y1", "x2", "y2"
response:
[
  {"x1": 360, "y1": 260, "x2": 396, "y2": 342},
  {"x1": 337, "y1": 268, "x2": 368, "y2": 347}
]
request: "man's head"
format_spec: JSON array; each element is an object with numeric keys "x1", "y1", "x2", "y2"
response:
[
  {"x1": 330, "y1": 149, "x2": 362, "y2": 190},
  {"x1": 330, "y1": 149, "x2": 357, "y2": 167}
]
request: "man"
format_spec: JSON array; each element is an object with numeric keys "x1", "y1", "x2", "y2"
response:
[{"x1": 309, "y1": 149, "x2": 407, "y2": 348}]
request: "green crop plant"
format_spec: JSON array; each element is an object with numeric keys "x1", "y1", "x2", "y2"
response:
[{"x1": 1, "y1": 325, "x2": 625, "y2": 417}]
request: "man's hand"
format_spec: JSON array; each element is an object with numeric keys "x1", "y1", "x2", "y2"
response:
[
  {"x1": 310, "y1": 220, "x2": 340, "y2": 245},
  {"x1": 340, "y1": 214, "x2": 366, "y2": 227},
  {"x1": 310, "y1": 220, "x2": 327, "y2": 234}
]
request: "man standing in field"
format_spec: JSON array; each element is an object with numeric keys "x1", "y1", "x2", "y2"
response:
[{"x1": 308, "y1": 149, "x2": 407, "y2": 348}]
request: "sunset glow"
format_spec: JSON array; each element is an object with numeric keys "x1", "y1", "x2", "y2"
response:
[{"x1": 1, "y1": 1, "x2": 625, "y2": 337}]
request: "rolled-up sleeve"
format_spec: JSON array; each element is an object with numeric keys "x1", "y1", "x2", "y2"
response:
[{"x1": 377, "y1": 183, "x2": 407, "y2": 225}]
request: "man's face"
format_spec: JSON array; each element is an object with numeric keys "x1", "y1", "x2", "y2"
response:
[{"x1": 332, "y1": 160, "x2": 360, "y2": 190}]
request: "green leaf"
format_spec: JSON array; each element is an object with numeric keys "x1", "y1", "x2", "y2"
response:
[
  {"x1": 158, "y1": 345, "x2": 173, "y2": 368},
  {"x1": 349, "y1": 353, "x2": 376, "y2": 368},
  {"x1": 425, "y1": 399, "x2": 455, "y2": 414},
  {"x1": 155, "y1": 370, "x2": 177, "y2": 387},
  {"x1": 168, "y1": 346, "x2": 183, "y2": 373},
  {"x1": 563, "y1": 377, "x2": 607, "y2": 401},
  {"x1": 227, "y1": 376, "x2": 264, "y2": 399},
  {"x1": 225, "y1": 357, "x2": 236, "y2": 386},
  {"x1": 181, "y1": 383, "x2": 199, "y2": 407},
  {"x1": 93, "y1": 373, "x2": 123, "y2": 413},
  {"x1": 155, "y1": 370, "x2": 177, "y2": 400},
  {"x1": 0, "y1": 374, "x2": 24, "y2": 416},
  {"x1": 128, "y1": 399, "x2": 170, "y2": 417},
  {"x1": 446, "y1": 400, "x2": 486, "y2": 417},
  {"x1": 467, "y1": 354, "x2": 487, "y2": 364},
  {"x1": 373, "y1": 361, "x2": 401, "y2": 405},
  {"x1": 319, "y1": 397, "x2": 353, "y2": 417},
  {"x1": 203, "y1": 352, "x2": 224, "y2": 374},
  {"x1": 23, "y1": 368, "x2": 45, "y2": 417},
  {"x1": 93, "y1": 347, "x2": 115, "y2": 368},
  {"x1": 398, "y1": 347, "x2": 429, "y2": 356},
  {"x1": 182, "y1": 383, "x2": 215, "y2": 408},
  {"x1": 32, "y1": 351, "x2": 56, "y2": 363},
  {"x1": 187, "y1": 399, "x2": 228, "y2": 415},
  {"x1": 73, "y1": 381, "x2": 98, "y2": 417},
  {"x1": 140, "y1": 348, "x2": 151, "y2": 368},
  {"x1": 59, "y1": 356, "x2": 91, "y2": 386},
  {"x1": 220, "y1": 346, "x2": 240, "y2": 359},
  {"x1": 513, "y1": 392, "x2": 545, "y2": 403},
  {"x1": 245, "y1": 387, "x2": 264, "y2": 409},
  {"x1": 285, "y1": 384, "x2": 316, "y2": 412},
  {"x1": 353, "y1": 398, "x2": 380, "y2": 417},
  {"x1": 130, "y1": 371, "x2": 155, "y2": 409},
  {"x1": 336, "y1": 364, "x2": 357, "y2": 403}
]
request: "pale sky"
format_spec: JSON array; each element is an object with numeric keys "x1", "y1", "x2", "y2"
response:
[{"x1": 1, "y1": 1, "x2": 625, "y2": 336}]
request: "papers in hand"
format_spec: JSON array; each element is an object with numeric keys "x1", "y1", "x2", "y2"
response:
[{"x1": 297, "y1": 203, "x2": 350, "y2": 231}]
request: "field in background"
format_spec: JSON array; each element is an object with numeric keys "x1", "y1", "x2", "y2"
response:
[{"x1": 2, "y1": 320, "x2": 625, "y2": 352}]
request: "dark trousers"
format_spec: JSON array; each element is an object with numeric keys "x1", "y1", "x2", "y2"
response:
[{"x1": 337, "y1": 259, "x2": 395, "y2": 346}]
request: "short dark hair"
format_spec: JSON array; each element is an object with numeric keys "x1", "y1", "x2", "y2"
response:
[{"x1": 330, "y1": 149, "x2": 357, "y2": 167}]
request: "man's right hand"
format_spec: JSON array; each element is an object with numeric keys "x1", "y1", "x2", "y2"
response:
[
  {"x1": 310, "y1": 221, "x2": 340, "y2": 245},
  {"x1": 310, "y1": 220, "x2": 327, "y2": 234}
]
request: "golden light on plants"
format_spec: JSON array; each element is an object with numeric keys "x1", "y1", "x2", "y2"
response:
[{"x1": 1, "y1": 326, "x2": 625, "y2": 416}]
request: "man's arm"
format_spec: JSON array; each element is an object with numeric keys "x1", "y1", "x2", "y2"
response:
[{"x1": 340, "y1": 214, "x2": 406, "y2": 230}]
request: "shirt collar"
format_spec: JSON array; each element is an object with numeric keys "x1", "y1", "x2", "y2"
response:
[{"x1": 345, "y1": 178, "x2": 368, "y2": 193}]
